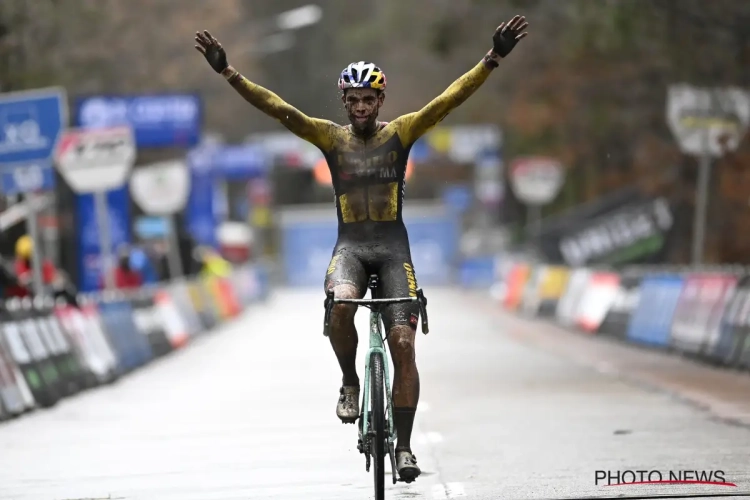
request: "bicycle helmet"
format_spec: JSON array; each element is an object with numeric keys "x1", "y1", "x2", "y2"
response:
[{"x1": 338, "y1": 61, "x2": 387, "y2": 91}]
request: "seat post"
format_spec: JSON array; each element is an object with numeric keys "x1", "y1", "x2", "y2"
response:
[{"x1": 368, "y1": 274, "x2": 379, "y2": 299}]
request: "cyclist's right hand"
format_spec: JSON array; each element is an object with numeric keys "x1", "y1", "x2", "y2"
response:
[
  {"x1": 195, "y1": 30, "x2": 228, "y2": 73},
  {"x1": 491, "y1": 15, "x2": 529, "y2": 58}
]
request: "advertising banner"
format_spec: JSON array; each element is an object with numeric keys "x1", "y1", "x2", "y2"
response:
[
  {"x1": 0, "y1": 87, "x2": 67, "y2": 194},
  {"x1": 185, "y1": 145, "x2": 217, "y2": 247},
  {"x1": 406, "y1": 214, "x2": 460, "y2": 286},
  {"x1": 555, "y1": 268, "x2": 591, "y2": 326},
  {"x1": 713, "y1": 276, "x2": 750, "y2": 366},
  {"x1": 280, "y1": 219, "x2": 338, "y2": 288},
  {"x1": 75, "y1": 94, "x2": 202, "y2": 148},
  {"x1": 558, "y1": 197, "x2": 674, "y2": 267},
  {"x1": 75, "y1": 186, "x2": 131, "y2": 292},
  {"x1": 279, "y1": 207, "x2": 459, "y2": 287},
  {"x1": 597, "y1": 272, "x2": 643, "y2": 339},
  {"x1": 54, "y1": 126, "x2": 136, "y2": 193},
  {"x1": 574, "y1": 272, "x2": 621, "y2": 332},
  {"x1": 626, "y1": 274, "x2": 684, "y2": 347},
  {"x1": 670, "y1": 273, "x2": 738, "y2": 355}
]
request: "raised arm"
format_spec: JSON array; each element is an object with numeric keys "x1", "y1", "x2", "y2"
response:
[
  {"x1": 394, "y1": 15, "x2": 529, "y2": 147},
  {"x1": 195, "y1": 30, "x2": 335, "y2": 152},
  {"x1": 221, "y1": 67, "x2": 336, "y2": 150}
]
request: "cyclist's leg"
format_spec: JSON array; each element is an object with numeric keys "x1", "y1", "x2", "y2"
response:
[
  {"x1": 324, "y1": 245, "x2": 368, "y2": 421},
  {"x1": 378, "y1": 250, "x2": 421, "y2": 480}
]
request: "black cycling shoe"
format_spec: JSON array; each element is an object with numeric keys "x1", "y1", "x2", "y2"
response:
[{"x1": 396, "y1": 448, "x2": 421, "y2": 483}]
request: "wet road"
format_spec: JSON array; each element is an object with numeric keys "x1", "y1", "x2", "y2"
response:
[{"x1": 1, "y1": 288, "x2": 749, "y2": 500}]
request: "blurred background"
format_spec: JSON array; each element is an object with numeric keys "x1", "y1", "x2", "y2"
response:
[
  {"x1": 2, "y1": 2, "x2": 750, "y2": 498},
  {"x1": 0, "y1": 0, "x2": 748, "y2": 293}
]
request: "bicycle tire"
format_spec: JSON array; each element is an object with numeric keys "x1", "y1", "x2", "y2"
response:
[{"x1": 370, "y1": 351, "x2": 386, "y2": 500}]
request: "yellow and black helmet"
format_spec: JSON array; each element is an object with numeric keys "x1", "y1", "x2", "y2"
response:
[{"x1": 338, "y1": 61, "x2": 386, "y2": 91}]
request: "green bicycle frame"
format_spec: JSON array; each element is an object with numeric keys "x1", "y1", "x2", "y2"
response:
[
  {"x1": 361, "y1": 306, "x2": 396, "y2": 448},
  {"x1": 322, "y1": 284, "x2": 428, "y2": 468}
]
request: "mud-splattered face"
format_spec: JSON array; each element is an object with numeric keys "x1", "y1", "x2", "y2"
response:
[{"x1": 342, "y1": 88, "x2": 385, "y2": 135}]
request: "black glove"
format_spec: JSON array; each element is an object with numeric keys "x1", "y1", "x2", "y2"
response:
[
  {"x1": 492, "y1": 15, "x2": 529, "y2": 58},
  {"x1": 195, "y1": 30, "x2": 229, "y2": 73}
]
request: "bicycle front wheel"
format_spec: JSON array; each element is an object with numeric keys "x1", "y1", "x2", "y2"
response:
[{"x1": 370, "y1": 351, "x2": 386, "y2": 500}]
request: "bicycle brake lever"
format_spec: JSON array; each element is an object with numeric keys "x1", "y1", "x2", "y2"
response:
[
  {"x1": 323, "y1": 289, "x2": 335, "y2": 337},
  {"x1": 416, "y1": 288, "x2": 429, "y2": 334}
]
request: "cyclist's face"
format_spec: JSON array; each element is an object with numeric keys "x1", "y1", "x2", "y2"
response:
[{"x1": 343, "y1": 88, "x2": 384, "y2": 133}]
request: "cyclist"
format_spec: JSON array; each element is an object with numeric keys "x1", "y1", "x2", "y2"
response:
[{"x1": 195, "y1": 15, "x2": 529, "y2": 482}]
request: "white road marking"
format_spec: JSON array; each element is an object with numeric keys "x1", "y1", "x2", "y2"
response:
[{"x1": 431, "y1": 482, "x2": 466, "y2": 498}]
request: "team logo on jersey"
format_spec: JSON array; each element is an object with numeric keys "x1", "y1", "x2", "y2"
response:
[
  {"x1": 327, "y1": 255, "x2": 339, "y2": 275},
  {"x1": 337, "y1": 151, "x2": 401, "y2": 181},
  {"x1": 403, "y1": 263, "x2": 418, "y2": 298}
]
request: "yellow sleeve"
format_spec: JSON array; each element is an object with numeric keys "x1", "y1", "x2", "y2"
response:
[
  {"x1": 392, "y1": 61, "x2": 493, "y2": 147},
  {"x1": 228, "y1": 75, "x2": 336, "y2": 152}
]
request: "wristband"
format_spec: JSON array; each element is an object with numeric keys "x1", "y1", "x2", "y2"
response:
[
  {"x1": 482, "y1": 50, "x2": 500, "y2": 69},
  {"x1": 222, "y1": 66, "x2": 240, "y2": 83}
]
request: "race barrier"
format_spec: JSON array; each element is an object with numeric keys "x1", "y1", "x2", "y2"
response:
[
  {"x1": 0, "y1": 263, "x2": 268, "y2": 422},
  {"x1": 492, "y1": 255, "x2": 750, "y2": 373}
]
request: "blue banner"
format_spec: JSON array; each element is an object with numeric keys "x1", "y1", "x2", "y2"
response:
[
  {"x1": 281, "y1": 219, "x2": 338, "y2": 288},
  {"x1": 442, "y1": 185, "x2": 473, "y2": 214},
  {"x1": 280, "y1": 213, "x2": 460, "y2": 287},
  {"x1": 184, "y1": 143, "x2": 270, "y2": 247},
  {"x1": 409, "y1": 138, "x2": 432, "y2": 163},
  {"x1": 76, "y1": 186, "x2": 132, "y2": 292},
  {"x1": 458, "y1": 256, "x2": 496, "y2": 288},
  {"x1": 98, "y1": 301, "x2": 152, "y2": 371},
  {"x1": 626, "y1": 274, "x2": 684, "y2": 347},
  {"x1": 406, "y1": 214, "x2": 460, "y2": 286},
  {"x1": 1, "y1": 164, "x2": 56, "y2": 195},
  {"x1": 74, "y1": 94, "x2": 202, "y2": 148},
  {"x1": 0, "y1": 87, "x2": 66, "y2": 193},
  {"x1": 211, "y1": 144, "x2": 269, "y2": 180},
  {"x1": 185, "y1": 145, "x2": 217, "y2": 247}
]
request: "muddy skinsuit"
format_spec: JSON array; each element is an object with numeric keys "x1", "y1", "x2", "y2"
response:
[{"x1": 225, "y1": 60, "x2": 494, "y2": 322}]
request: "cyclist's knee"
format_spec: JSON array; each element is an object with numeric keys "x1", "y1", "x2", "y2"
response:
[
  {"x1": 332, "y1": 303, "x2": 357, "y2": 325},
  {"x1": 330, "y1": 284, "x2": 359, "y2": 325}
]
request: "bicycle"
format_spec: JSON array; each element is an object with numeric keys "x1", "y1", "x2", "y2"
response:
[{"x1": 323, "y1": 274, "x2": 429, "y2": 500}]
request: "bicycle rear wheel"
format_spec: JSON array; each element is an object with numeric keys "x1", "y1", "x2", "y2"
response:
[{"x1": 370, "y1": 351, "x2": 386, "y2": 500}]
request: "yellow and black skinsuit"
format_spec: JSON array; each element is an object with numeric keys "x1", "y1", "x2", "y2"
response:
[{"x1": 228, "y1": 60, "x2": 495, "y2": 329}]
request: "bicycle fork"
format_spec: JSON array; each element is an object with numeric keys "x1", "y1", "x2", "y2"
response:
[{"x1": 358, "y1": 310, "x2": 398, "y2": 482}]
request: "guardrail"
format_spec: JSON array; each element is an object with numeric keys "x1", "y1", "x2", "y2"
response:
[
  {"x1": 490, "y1": 254, "x2": 750, "y2": 373},
  {"x1": 0, "y1": 264, "x2": 270, "y2": 422}
]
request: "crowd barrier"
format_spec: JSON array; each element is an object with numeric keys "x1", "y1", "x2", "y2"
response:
[
  {"x1": 0, "y1": 264, "x2": 268, "y2": 422},
  {"x1": 492, "y1": 254, "x2": 750, "y2": 373}
]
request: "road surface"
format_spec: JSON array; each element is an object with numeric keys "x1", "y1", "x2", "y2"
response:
[{"x1": 0, "y1": 288, "x2": 749, "y2": 500}]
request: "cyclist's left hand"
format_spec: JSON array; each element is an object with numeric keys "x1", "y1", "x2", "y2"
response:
[
  {"x1": 492, "y1": 15, "x2": 529, "y2": 58},
  {"x1": 195, "y1": 30, "x2": 229, "y2": 73}
]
